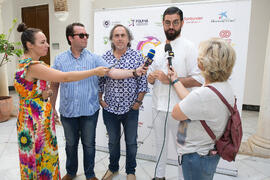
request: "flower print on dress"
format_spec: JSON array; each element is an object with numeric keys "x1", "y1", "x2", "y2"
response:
[{"x1": 18, "y1": 129, "x2": 33, "y2": 152}]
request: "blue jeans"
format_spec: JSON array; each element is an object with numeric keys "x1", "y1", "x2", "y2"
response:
[
  {"x1": 181, "y1": 152, "x2": 220, "y2": 180},
  {"x1": 103, "y1": 109, "x2": 139, "y2": 175},
  {"x1": 60, "y1": 110, "x2": 99, "y2": 179}
]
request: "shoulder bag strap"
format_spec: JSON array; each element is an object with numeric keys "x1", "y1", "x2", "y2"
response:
[{"x1": 200, "y1": 85, "x2": 234, "y2": 141}]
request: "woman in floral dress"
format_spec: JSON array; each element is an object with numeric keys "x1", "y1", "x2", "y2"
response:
[{"x1": 14, "y1": 23, "x2": 108, "y2": 180}]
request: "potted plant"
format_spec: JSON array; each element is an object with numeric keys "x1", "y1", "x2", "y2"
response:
[{"x1": 0, "y1": 18, "x2": 23, "y2": 122}]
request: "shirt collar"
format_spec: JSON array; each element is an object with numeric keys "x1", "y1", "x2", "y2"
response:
[
  {"x1": 110, "y1": 47, "x2": 132, "y2": 57},
  {"x1": 68, "y1": 48, "x2": 87, "y2": 59}
]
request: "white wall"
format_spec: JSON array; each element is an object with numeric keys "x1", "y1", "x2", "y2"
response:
[
  {"x1": 2, "y1": 0, "x2": 270, "y2": 106},
  {"x1": 93, "y1": 0, "x2": 170, "y2": 9},
  {"x1": 79, "y1": 0, "x2": 95, "y2": 52}
]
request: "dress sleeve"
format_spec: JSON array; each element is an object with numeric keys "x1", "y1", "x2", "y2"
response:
[
  {"x1": 19, "y1": 59, "x2": 44, "y2": 78},
  {"x1": 21, "y1": 59, "x2": 48, "y2": 94}
]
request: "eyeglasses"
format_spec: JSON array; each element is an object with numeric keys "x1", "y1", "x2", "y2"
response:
[
  {"x1": 72, "y1": 33, "x2": 89, "y2": 39},
  {"x1": 164, "y1": 20, "x2": 180, "y2": 27}
]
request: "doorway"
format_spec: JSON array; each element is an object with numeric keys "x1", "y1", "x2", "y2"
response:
[{"x1": 22, "y1": 4, "x2": 50, "y2": 65}]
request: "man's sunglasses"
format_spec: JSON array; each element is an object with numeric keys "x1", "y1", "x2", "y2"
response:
[{"x1": 72, "y1": 33, "x2": 89, "y2": 39}]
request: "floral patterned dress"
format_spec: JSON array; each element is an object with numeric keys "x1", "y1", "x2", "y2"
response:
[{"x1": 14, "y1": 58, "x2": 60, "y2": 180}]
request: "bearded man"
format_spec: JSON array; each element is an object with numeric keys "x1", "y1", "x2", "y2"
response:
[{"x1": 147, "y1": 7, "x2": 203, "y2": 180}]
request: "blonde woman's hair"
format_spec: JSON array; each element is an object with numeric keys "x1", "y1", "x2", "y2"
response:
[{"x1": 198, "y1": 38, "x2": 236, "y2": 82}]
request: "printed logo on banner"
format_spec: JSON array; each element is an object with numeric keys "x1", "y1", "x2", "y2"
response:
[
  {"x1": 103, "y1": 20, "x2": 121, "y2": 28},
  {"x1": 136, "y1": 36, "x2": 161, "y2": 57},
  {"x1": 219, "y1": 30, "x2": 231, "y2": 38},
  {"x1": 184, "y1": 16, "x2": 203, "y2": 24},
  {"x1": 219, "y1": 11, "x2": 228, "y2": 19},
  {"x1": 103, "y1": 36, "x2": 109, "y2": 45},
  {"x1": 129, "y1": 19, "x2": 149, "y2": 27},
  {"x1": 103, "y1": 20, "x2": 110, "y2": 28},
  {"x1": 211, "y1": 11, "x2": 236, "y2": 23},
  {"x1": 219, "y1": 30, "x2": 234, "y2": 46},
  {"x1": 129, "y1": 19, "x2": 135, "y2": 26}
]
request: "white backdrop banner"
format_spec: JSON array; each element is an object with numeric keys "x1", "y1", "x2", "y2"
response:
[{"x1": 93, "y1": 0, "x2": 251, "y2": 176}]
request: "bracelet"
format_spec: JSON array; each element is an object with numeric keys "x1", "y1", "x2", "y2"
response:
[
  {"x1": 172, "y1": 78, "x2": 179, "y2": 85},
  {"x1": 133, "y1": 69, "x2": 139, "y2": 77},
  {"x1": 135, "y1": 99, "x2": 142, "y2": 105}
]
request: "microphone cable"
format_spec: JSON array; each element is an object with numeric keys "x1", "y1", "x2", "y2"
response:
[
  {"x1": 154, "y1": 75, "x2": 172, "y2": 178},
  {"x1": 137, "y1": 110, "x2": 160, "y2": 148}
]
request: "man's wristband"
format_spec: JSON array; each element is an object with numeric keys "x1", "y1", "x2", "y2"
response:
[
  {"x1": 133, "y1": 69, "x2": 139, "y2": 77},
  {"x1": 172, "y1": 78, "x2": 179, "y2": 85},
  {"x1": 135, "y1": 99, "x2": 142, "y2": 105}
]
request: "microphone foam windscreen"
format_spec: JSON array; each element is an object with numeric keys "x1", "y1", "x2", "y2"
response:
[
  {"x1": 147, "y1": 49, "x2": 155, "y2": 59},
  {"x1": 165, "y1": 43, "x2": 172, "y2": 52}
]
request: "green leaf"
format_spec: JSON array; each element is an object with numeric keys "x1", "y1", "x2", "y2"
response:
[
  {"x1": 0, "y1": 18, "x2": 23, "y2": 66},
  {"x1": 12, "y1": 18, "x2": 17, "y2": 24},
  {"x1": 0, "y1": 34, "x2": 6, "y2": 39},
  {"x1": 15, "y1": 42, "x2": 22, "y2": 46},
  {"x1": 15, "y1": 51, "x2": 22, "y2": 57}
]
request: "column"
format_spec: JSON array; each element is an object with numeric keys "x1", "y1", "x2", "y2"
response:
[{"x1": 239, "y1": 22, "x2": 270, "y2": 158}]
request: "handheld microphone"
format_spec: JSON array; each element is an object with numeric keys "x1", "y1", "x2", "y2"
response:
[
  {"x1": 165, "y1": 44, "x2": 174, "y2": 69},
  {"x1": 143, "y1": 49, "x2": 155, "y2": 69}
]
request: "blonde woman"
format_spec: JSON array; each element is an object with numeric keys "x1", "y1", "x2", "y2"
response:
[{"x1": 168, "y1": 38, "x2": 236, "y2": 180}]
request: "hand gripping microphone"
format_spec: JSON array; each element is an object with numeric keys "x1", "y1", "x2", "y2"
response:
[
  {"x1": 143, "y1": 49, "x2": 155, "y2": 69},
  {"x1": 165, "y1": 43, "x2": 174, "y2": 69}
]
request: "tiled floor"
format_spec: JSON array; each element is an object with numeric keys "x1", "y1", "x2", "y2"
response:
[{"x1": 0, "y1": 93, "x2": 270, "y2": 179}]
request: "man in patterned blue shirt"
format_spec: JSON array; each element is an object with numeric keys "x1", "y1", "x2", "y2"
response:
[
  {"x1": 99, "y1": 24, "x2": 149, "y2": 180},
  {"x1": 50, "y1": 23, "x2": 147, "y2": 180}
]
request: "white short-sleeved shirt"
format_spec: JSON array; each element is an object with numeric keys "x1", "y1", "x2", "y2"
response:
[
  {"x1": 149, "y1": 36, "x2": 204, "y2": 112},
  {"x1": 177, "y1": 81, "x2": 234, "y2": 155}
]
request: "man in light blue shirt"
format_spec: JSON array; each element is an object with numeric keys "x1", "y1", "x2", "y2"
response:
[{"x1": 51, "y1": 23, "x2": 146, "y2": 180}]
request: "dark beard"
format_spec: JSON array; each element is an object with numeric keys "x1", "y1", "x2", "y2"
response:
[{"x1": 165, "y1": 28, "x2": 181, "y2": 41}]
